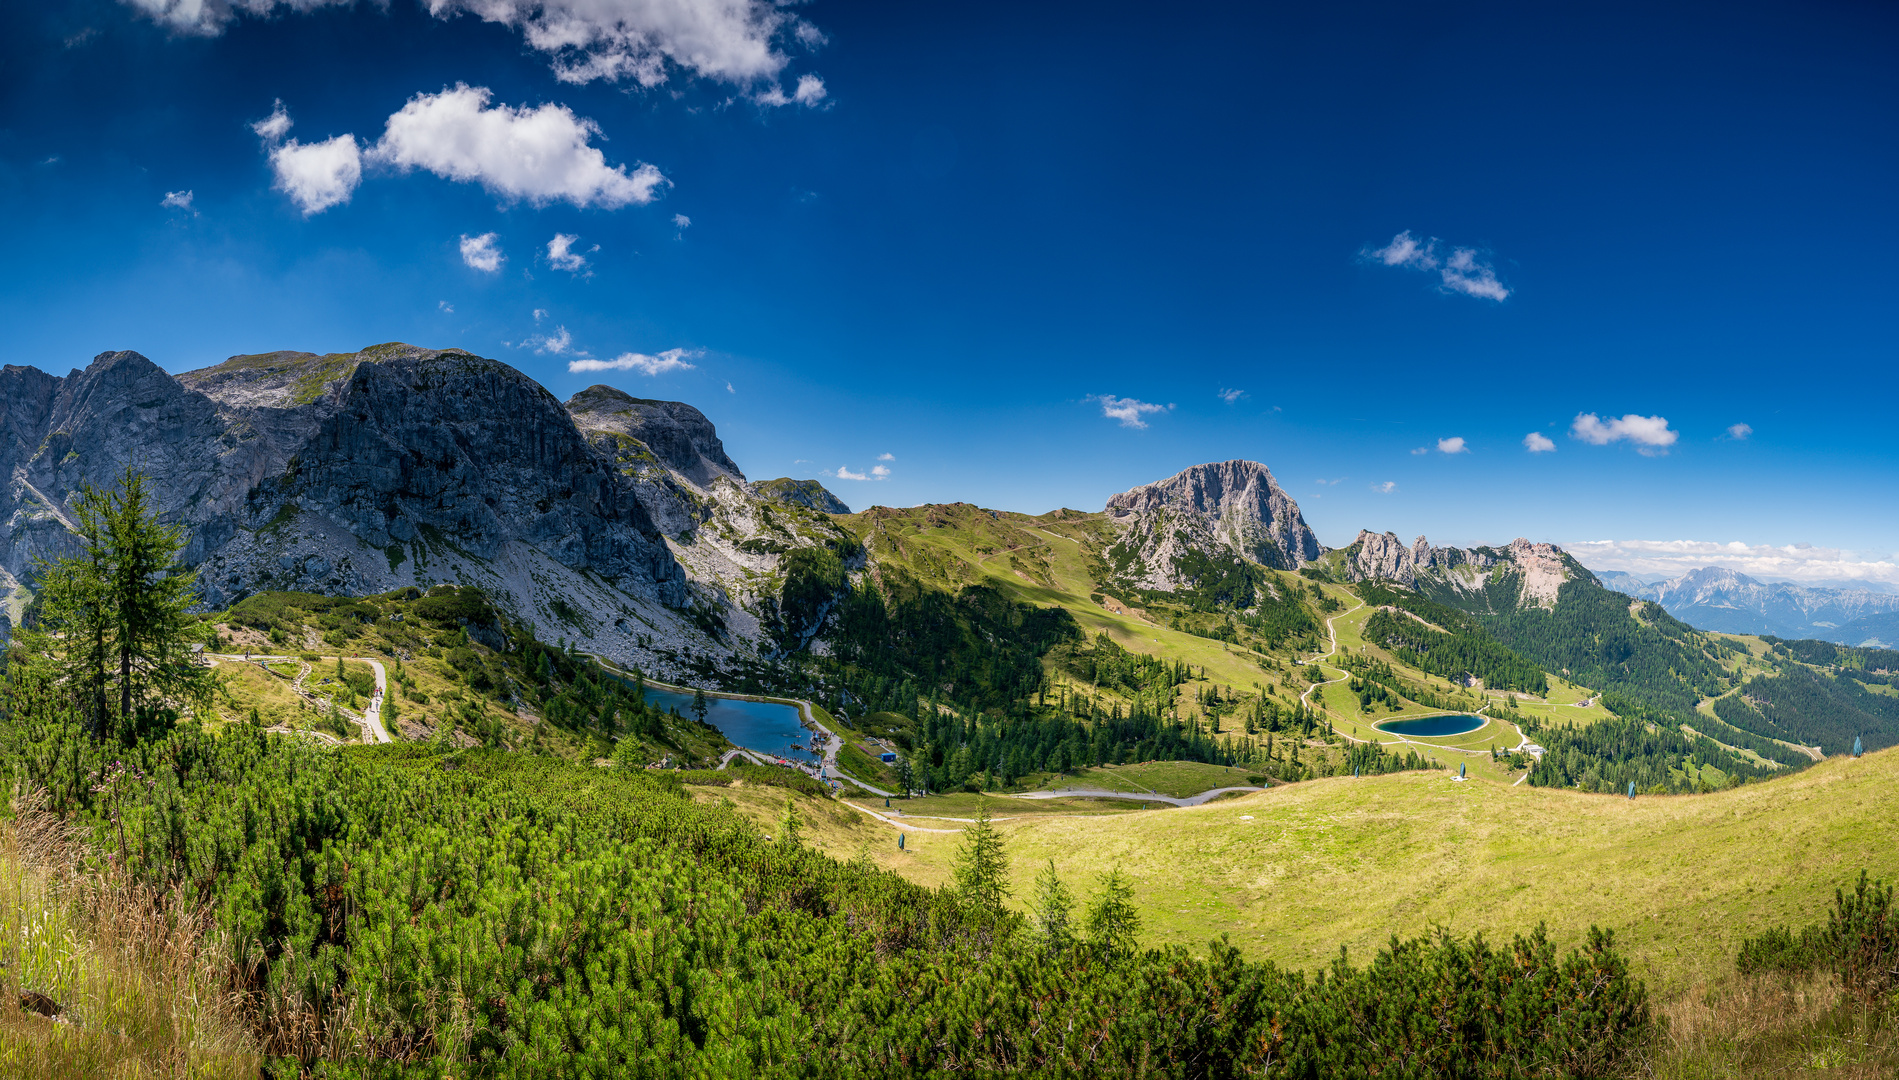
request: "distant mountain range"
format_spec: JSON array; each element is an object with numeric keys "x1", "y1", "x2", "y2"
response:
[{"x1": 1591, "y1": 567, "x2": 1899, "y2": 646}]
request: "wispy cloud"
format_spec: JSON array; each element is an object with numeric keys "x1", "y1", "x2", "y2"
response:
[
  {"x1": 547, "y1": 233, "x2": 594, "y2": 272},
  {"x1": 1523, "y1": 432, "x2": 1556, "y2": 453},
  {"x1": 1410, "y1": 447, "x2": 1428, "y2": 456},
  {"x1": 1217, "y1": 388, "x2": 1247, "y2": 404},
  {"x1": 877, "y1": 452, "x2": 894, "y2": 461},
  {"x1": 1726, "y1": 422, "x2": 1753, "y2": 441},
  {"x1": 1571, "y1": 413, "x2": 1678, "y2": 455},
  {"x1": 1361, "y1": 230, "x2": 1510, "y2": 301},
  {"x1": 1089, "y1": 394, "x2": 1170, "y2": 429},
  {"x1": 1436, "y1": 436, "x2": 1468, "y2": 454},
  {"x1": 529, "y1": 326, "x2": 574, "y2": 355},
  {"x1": 460, "y1": 232, "x2": 504, "y2": 272},
  {"x1": 439, "y1": 300, "x2": 454, "y2": 313},
  {"x1": 568, "y1": 347, "x2": 701, "y2": 375},
  {"x1": 161, "y1": 189, "x2": 196, "y2": 214},
  {"x1": 1372, "y1": 481, "x2": 1397, "y2": 494},
  {"x1": 1567, "y1": 538, "x2": 1899, "y2": 588},
  {"x1": 125, "y1": 0, "x2": 826, "y2": 107}
]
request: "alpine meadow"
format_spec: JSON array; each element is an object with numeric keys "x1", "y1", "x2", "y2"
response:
[{"x1": 3, "y1": 1, "x2": 1897, "y2": 1078}]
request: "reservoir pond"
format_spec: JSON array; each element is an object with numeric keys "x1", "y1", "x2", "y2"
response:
[
  {"x1": 1376, "y1": 714, "x2": 1487, "y2": 737},
  {"x1": 634, "y1": 683, "x2": 818, "y2": 762}
]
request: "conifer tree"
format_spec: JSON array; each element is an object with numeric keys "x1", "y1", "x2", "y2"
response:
[
  {"x1": 952, "y1": 799, "x2": 1010, "y2": 913},
  {"x1": 1031, "y1": 858, "x2": 1075, "y2": 951},
  {"x1": 1085, "y1": 867, "x2": 1141, "y2": 954},
  {"x1": 21, "y1": 467, "x2": 215, "y2": 741},
  {"x1": 781, "y1": 795, "x2": 803, "y2": 846}
]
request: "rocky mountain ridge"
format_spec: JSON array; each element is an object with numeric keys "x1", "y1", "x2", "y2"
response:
[
  {"x1": 0, "y1": 345, "x2": 855, "y2": 675},
  {"x1": 1588, "y1": 565, "x2": 1899, "y2": 644},
  {"x1": 1333, "y1": 531, "x2": 1583, "y2": 610},
  {"x1": 1101, "y1": 460, "x2": 1323, "y2": 592}
]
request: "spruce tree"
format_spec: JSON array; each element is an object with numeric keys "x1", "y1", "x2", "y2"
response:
[
  {"x1": 781, "y1": 795, "x2": 803, "y2": 846},
  {"x1": 1085, "y1": 867, "x2": 1141, "y2": 954},
  {"x1": 952, "y1": 799, "x2": 1010, "y2": 913},
  {"x1": 22, "y1": 467, "x2": 215, "y2": 741},
  {"x1": 1031, "y1": 858, "x2": 1075, "y2": 951}
]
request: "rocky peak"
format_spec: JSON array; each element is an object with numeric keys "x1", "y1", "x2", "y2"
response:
[
  {"x1": 752, "y1": 477, "x2": 851, "y2": 515},
  {"x1": 564, "y1": 386, "x2": 744, "y2": 489},
  {"x1": 1102, "y1": 460, "x2": 1323, "y2": 592},
  {"x1": 177, "y1": 349, "x2": 364, "y2": 411}
]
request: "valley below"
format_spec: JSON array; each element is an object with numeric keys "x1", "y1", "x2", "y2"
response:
[{"x1": 4, "y1": 343, "x2": 1896, "y2": 1077}]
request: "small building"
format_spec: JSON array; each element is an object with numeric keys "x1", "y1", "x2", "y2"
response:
[{"x1": 880, "y1": 751, "x2": 897, "y2": 763}]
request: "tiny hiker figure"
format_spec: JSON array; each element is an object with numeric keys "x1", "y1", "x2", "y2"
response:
[
  {"x1": 1627, "y1": 781, "x2": 1636, "y2": 799},
  {"x1": 1853, "y1": 736, "x2": 1863, "y2": 758},
  {"x1": 898, "y1": 833, "x2": 905, "y2": 850}
]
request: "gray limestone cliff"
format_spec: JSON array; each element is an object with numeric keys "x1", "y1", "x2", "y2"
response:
[
  {"x1": 1102, "y1": 460, "x2": 1323, "y2": 591},
  {"x1": 0, "y1": 345, "x2": 712, "y2": 671},
  {"x1": 1337, "y1": 530, "x2": 1580, "y2": 610},
  {"x1": 753, "y1": 478, "x2": 851, "y2": 515}
]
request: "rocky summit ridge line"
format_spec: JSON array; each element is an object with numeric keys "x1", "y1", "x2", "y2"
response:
[{"x1": 5, "y1": 341, "x2": 1714, "y2": 677}]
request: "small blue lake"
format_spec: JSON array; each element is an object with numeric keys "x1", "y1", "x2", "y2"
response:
[
  {"x1": 1377, "y1": 714, "x2": 1488, "y2": 737},
  {"x1": 636, "y1": 684, "x2": 818, "y2": 762}
]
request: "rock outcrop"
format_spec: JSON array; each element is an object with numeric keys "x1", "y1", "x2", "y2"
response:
[
  {"x1": 0, "y1": 346, "x2": 722, "y2": 673},
  {"x1": 1102, "y1": 460, "x2": 1323, "y2": 591},
  {"x1": 1338, "y1": 531, "x2": 1577, "y2": 610},
  {"x1": 565, "y1": 386, "x2": 743, "y2": 488},
  {"x1": 753, "y1": 478, "x2": 851, "y2": 515}
]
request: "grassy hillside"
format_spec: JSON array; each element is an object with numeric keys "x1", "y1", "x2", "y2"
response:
[{"x1": 871, "y1": 747, "x2": 1899, "y2": 995}]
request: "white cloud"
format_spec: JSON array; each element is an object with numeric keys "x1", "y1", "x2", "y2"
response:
[
  {"x1": 871, "y1": 464, "x2": 890, "y2": 478},
  {"x1": 121, "y1": 0, "x2": 351, "y2": 37},
  {"x1": 547, "y1": 233, "x2": 589, "y2": 272},
  {"x1": 1727, "y1": 422, "x2": 1753, "y2": 441},
  {"x1": 252, "y1": 100, "x2": 292, "y2": 142},
  {"x1": 439, "y1": 300, "x2": 454, "y2": 313},
  {"x1": 725, "y1": 381, "x2": 734, "y2": 393},
  {"x1": 1089, "y1": 394, "x2": 1169, "y2": 429},
  {"x1": 1410, "y1": 447, "x2": 1428, "y2": 455},
  {"x1": 1217, "y1": 388, "x2": 1247, "y2": 404},
  {"x1": 1523, "y1": 432, "x2": 1556, "y2": 453},
  {"x1": 161, "y1": 189, "x2": 195, "y2": 213},
  {"x1": 1567, "y1": 538, "x2": 1899, "y2": 588},
  {"x1": 672, "y1": 212, "x2": 691, "y2": 229},
  {"x1": 425, "y1": 0, "x2": 823, "y2": 91},
  {"x1": 533, "y1": 308, "x2": 548, "y2": 321},
  {"x1": 126, "y1": 0, "x2": 826, "y2": 99},
  {"x1": 834, "y1": 465, "x2": 868, "y2": 481},
  {"x1": 371, "y1": 85, "x2": 668, "y2": 208},
  {"x1": 792, "y1": 74, "x2": 827, "y2": 106},
  {"x1": 530, "y1": 326, "x2": 574, "y2": 355},
  {"x1": 567, "y1": 347, "x2": 700, "y2": 375},
  {"x1": 1570, "y1": 412, "x2": 1678, "y2": 455},
  {"x1": 1437, "y1": 436, "x2": 1468, "y2": 454},
  {"x1": 460, "y1": 232, "x2": 504, "y2": 272},
  {"x1": 268, "y1": 133, "x2": 363, "y2": 215},
  {"x1": 1361, "y1": 230, "x2": 1510, "y2": 301},
  {"x1": 877, "y1": 452, "x2": 894, "y2": 461},
  {"x1": 1372, "y1": 481, "x2": 1397, "y2": 494}
]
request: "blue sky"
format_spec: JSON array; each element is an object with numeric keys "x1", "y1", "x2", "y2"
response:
[{"x1": 3, "y1": 0, "x2": 1896, "y2": 583}]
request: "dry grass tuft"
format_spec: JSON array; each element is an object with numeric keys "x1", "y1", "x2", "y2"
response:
[
  {"x1": 1636, "y1": 974, "x2": 1898, "y2": 1078},
  {"x1": 0, "y1": 786, "x2": 260, "y2": 1078}
]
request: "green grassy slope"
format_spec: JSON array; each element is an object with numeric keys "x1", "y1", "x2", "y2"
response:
[{"x1": 882, "y1": 745, "x2": 1899, "y2": 994}]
